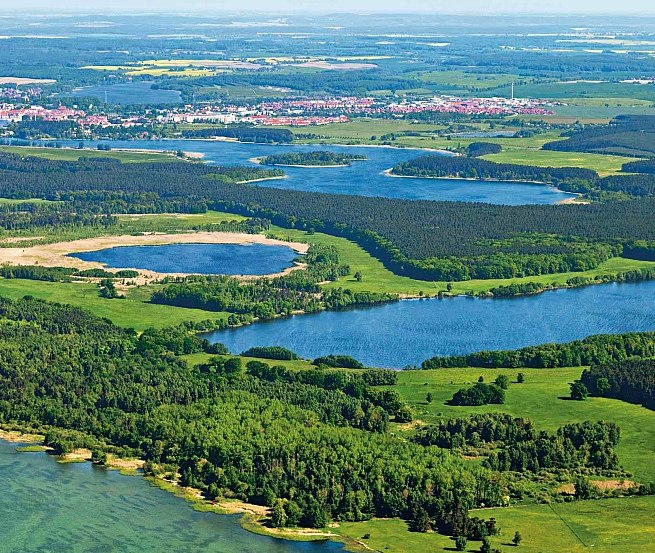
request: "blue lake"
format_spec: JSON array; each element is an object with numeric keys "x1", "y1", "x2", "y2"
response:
[
  {"x1": 70, "y1": 243, "x2": 299, "y2": 275},
  {"x1": 0, "y1": 440, "x2": 342, "y2": 553},
  {"x1": 204, "y1": 281, "x2": 655, "y2": 368},
  {"x1": 46, "y1": 139, "x2": 576, "y2": 205},
  {"x1": 69, "y1": 81, "x2": 182, "y2": 105}
]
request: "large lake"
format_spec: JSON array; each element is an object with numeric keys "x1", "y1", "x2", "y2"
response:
[
  {"x1": 70, "y1": 243, "x2": 299, "y2": 275},
  {"x1": 0, "y1": 440, "x2": 342, "y2": 553},
  {"x1": 45, "y1": 139, "x2": 575, "y2": 205},
  {"x1": 204, "y1": 281, "x2": 655, "y2": 368}
]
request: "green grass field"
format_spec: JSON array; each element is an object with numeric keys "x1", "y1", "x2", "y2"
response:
[
  {"x1": 333, "y1": 365, "x2": 655, "y2": 553},
  {"x1": 0, "y1": 145, "x2": 182, "y2": 163},
  {"x1": 0, "y1": 198, "x2": 58, "y2": 205},
  {"x1": 180, "y1": 352, "x2": 314, "y2": 371},
  {"x1": 336, "y1": 496, "x2": 655, "y2": 553},
  {"x1": 482, "y1": 148, "x2": 635, "y2": 176},
  {"x1": 0, "y1": 279, "x2": 229, "y2": 331},
  {"x1": 392, "y1": 367, "x2": 655, "y2": 482}
]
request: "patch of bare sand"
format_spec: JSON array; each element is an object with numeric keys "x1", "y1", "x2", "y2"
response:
[
  {"x1": 0, "y1": 232, "x2": 309, "y2": 282},
  {"x1": 0, "y1": 429, "x2": 44, "y2": 443},
  {"x1": 558, "y1": 480, "x2": 637, "y2": 495},
  {"x1": 0, "y1": 236, "x2": 44, "y2": 244},
  {"x1": 59, "y1": 448, "x2": 92, "y2": 462},
  {"x1": 106, "y1": 455, "x2": 145, "y2": 471}
]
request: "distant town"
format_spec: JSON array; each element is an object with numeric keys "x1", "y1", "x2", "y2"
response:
[{"x1": 0, "y1": 91, "x2": 558, "y2": 137}]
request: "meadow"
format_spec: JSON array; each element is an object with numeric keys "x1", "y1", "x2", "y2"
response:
[
  {"x1": 336, "y1": 496, "x2": 655, "y2": 553},
  {"x1": 0, "y1": 145, "x2": 181, "y2": 163},
  {"x1": 0, "y1": 279, "x2": 230, "y2": 331},
  {"x1": 331, "y1": 364, "x2": 655, "y2": 553}
]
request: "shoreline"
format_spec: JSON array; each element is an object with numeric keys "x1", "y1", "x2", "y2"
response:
[
  {"x1": 382, "y1": 168, "x2": 581, "y2": 199},
  {"x1": 0, "y1": 432, "x2": 350, "y2": 548},
  {"x1": 159, "y1": 136, "x2": 457, "y2": 155},
  {"x1": 249, "y1": 156, "x2": 352, "y2": 168},
  {"x1": 0, "y1": 232, "x2": 310, "y2": 284},
  {"x1": 238, "y1": 174, "x2": 287, "y2": 184},
  {"x1": 0, "y1": 143, "x2": 205, "y2": 161}
]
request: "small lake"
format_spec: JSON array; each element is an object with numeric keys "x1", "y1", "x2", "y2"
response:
[
  {"x1": 42, "y1": 139, "x2": 576, "y2": 205},
  {"x1": 70, "y1": 243, "x2": 299, "y2": 275},
  {"x1": 0, "y1": 440, "x2": 342, "y2": 553},
  {"x1": 69, "y1": 81, "x2": 182, "y2": 105},
  {"x1": 204, "y1": 281, "x2": 655, "y2": 368}
]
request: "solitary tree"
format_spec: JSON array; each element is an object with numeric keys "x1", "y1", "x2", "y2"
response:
[
  {"x1": 455, "y1": 535, "x2": 468, "y2": 551},
  {"x1": 570, "y1": 381, "x2": 589, "y2": 401},
  {"x1": 426, "y1": 392, "x2": 433, "y2": 404},
  {"x1": 354, "y1": 271, "x2": 363, "y2": 282},
  {"x1": 512, "y1": 531, "x2": 522, "y2": 546},
  {"x1": 480, "y1": 536, "x2": 493, "y2": 553},
  {"x1": 494, "y1": 375, "x2": 510, "y2": 390},
  {"x1": 517, "y1": 372, "x2": 525, "y2": 383}
]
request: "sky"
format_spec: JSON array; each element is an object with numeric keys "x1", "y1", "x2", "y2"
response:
[{"x1": 8, "y1": 0, "x2": 655, "y2": 15}]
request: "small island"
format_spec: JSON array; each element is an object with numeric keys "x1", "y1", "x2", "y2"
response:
[{"x1": 256, "y1": 151, "x2": 367, "y2": 167}]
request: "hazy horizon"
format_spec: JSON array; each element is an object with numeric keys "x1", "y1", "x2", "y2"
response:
[{"x1": 5, "y1": 0, "x2": 655, "y2": 15}]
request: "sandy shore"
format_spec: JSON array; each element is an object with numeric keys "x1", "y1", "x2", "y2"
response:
[
  {"x1": 0, "y1": 232, "x2": 309, "y2": 282},
  {"x1": 383, "y1": 168, "x2": 583, "y2": 201},
  {"x1": 237, "y1": 174, "x2": 287, "y2": 184}
]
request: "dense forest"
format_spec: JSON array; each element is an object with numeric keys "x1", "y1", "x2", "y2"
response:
[
  {"x1": 391, "y1": 154, "x2": 598, "y2": 188},
  {"x1": 2, "y1": 154, "x2": 655, "y2": 281},
  {"x1": 0, "y1": 295, "x2": 504, "y2": 532},
  {"x1": 466, "y1": 142, "x2": 503, "y2": 158},
  {"x1": 421, "y1": 331, "x2": 655, "y2": 369},
  {"x1": 543, "y1": 115, "x2": 655, "y2": 158},
  {"x1": 259, "y1": 151, "x2": 367, "y2": 166},
  {"x1": 181, "y1": 127, "x2": 294, "y2": 143},
  {"x1": 581, "y1": 359, "x2": 655, "y2": 410},
  {"x1": 413, "y1": 414, "x2": 622, "y2": 473}
]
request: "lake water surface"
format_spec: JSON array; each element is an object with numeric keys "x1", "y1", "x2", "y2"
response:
[
  {"x1": 69, "y1": 81, "x2": 183, "y2": 104},
  {"x1": 70, "y1": 243, "x2": 299, "y2": 275},
  {"x1": 46, "y1": 139, "x2": 576, "y2": 205},
  {"x1": 0, "y1": 440, "x2": 342, "y2": 553},
  {"x1": 205, "y1": 281, "x2": 655, "y2": 368}
]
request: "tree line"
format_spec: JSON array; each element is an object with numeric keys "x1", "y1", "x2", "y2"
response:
[
  {"x1": 581, "y1": 359, "x2": 655, "y2": 410},
  {"x1": 421, "y1": 331, "x2": 655, "y2": 369}
]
